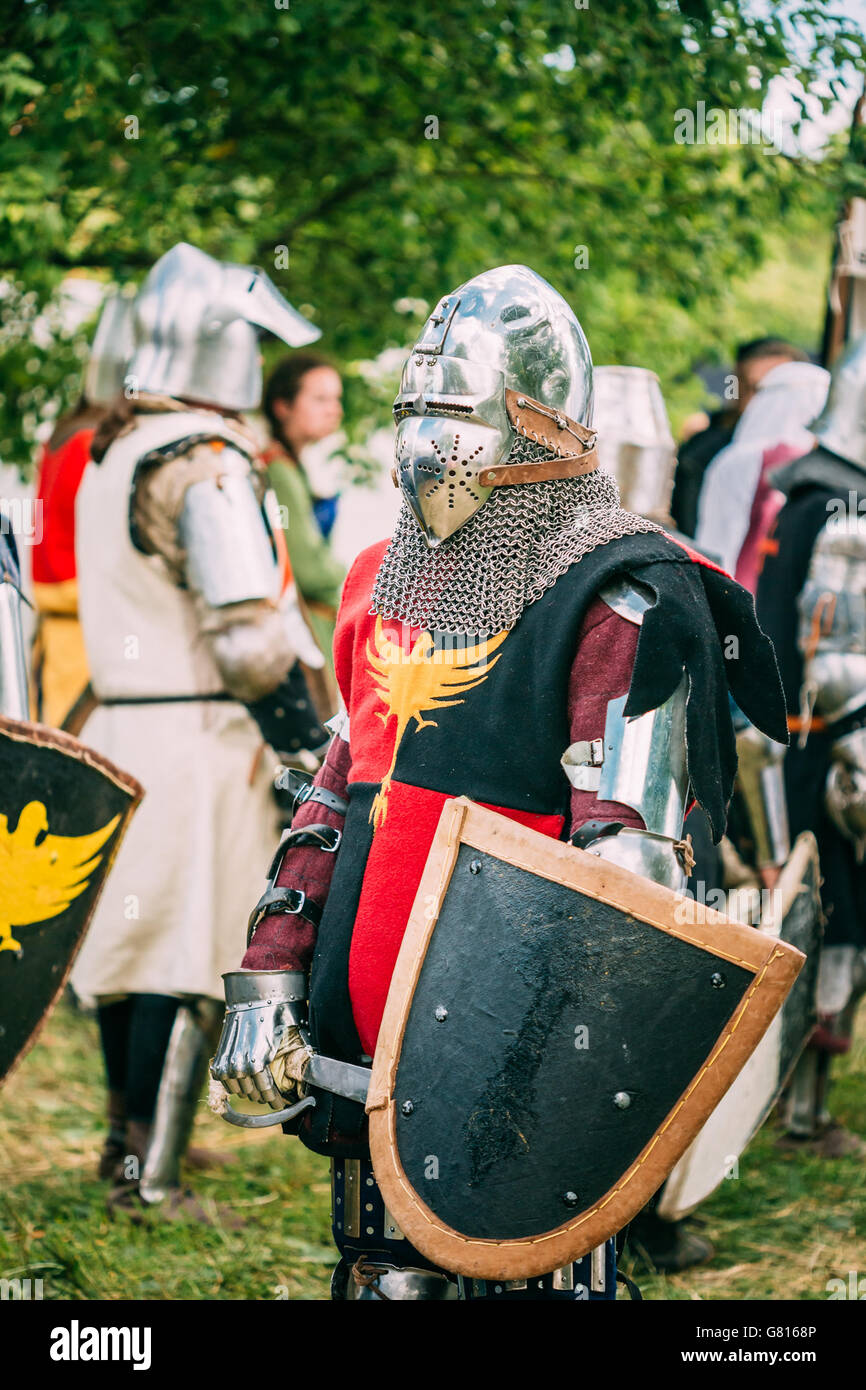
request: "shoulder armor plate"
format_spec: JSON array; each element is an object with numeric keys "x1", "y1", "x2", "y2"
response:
[
  {"x1": 598, "y1": 576, "x2": 655, "y2": 626},
  {"x1": 180, "y1": 470, "x2": 281, "y2": 608}
]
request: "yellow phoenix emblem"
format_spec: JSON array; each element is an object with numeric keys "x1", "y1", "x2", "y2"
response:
[
  {"x1": 366, "y1": 615, "x2": 508, "y2": 828},
  {"x1": 0, "y1": 801, "x2": 120, "y2": 952}
]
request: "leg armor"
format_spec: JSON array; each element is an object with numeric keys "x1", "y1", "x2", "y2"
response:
[
  {"x1": 783, "y1": 945, "x2": 866, "y2": 1137},
  {"x1": 783, "y1": 1046, "x2": 831, "y2": 1138},
  {"x1": 330, "y1": 1158, "x2": 617, "y2": 1302},
  {"x1": 139, "y1": 997, "x2": 224, "y2": 1204}
]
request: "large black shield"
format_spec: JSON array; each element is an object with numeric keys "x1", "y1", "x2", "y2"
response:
[
  {"x1": 658, "y1": 831, "x2": 822, "y2": 1220},
  {"x1": 0, "y1": 716, "x2": 141, "y2": 1084},
  {"x1": 367, "y1": 798, "x2": 805, "y2": 1280}
]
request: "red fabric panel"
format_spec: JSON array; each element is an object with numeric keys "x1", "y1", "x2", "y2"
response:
[
  {"x1": 735, "y1": 441, "x2": 802, "y2": 596},
  {"x1": 32, "y1": 429, "x2": 94, "y2": 584},
  {"x1": 333, "y1": 539, "x2": 435, "y2": 786},
  {"x1": 567, "y1": 597, "x2": 645, "y2": 835},
  {"x1": 333, "y1": 539, "x2": 388, "y2": 716},
  {"x1": 666, "y1": 530, "x2": 731, "y2": 578},
  {"x1": 241, "y1": 735, "x2": 352, "y2": 972},
  {"x1": 347, "y1": 778, "x2": 564, "y2": 1055}
]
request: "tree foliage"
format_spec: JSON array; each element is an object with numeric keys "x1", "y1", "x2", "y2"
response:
[{"x1": 0, "y1": 0, "x2": 863, "y2": 468}]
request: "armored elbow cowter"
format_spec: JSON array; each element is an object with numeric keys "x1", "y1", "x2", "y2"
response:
[
  {"x1": 798, "y1": 516, "x2": 866, "y2": 853},
  {"x1": 561, "y1": 577, "x2": 691, "y2": 891},
  {"x1": 202, "y1": 604, "x2": 295, "y2": 704}
]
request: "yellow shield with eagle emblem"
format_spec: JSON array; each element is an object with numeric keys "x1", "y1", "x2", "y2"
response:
[{"x1": 0, "y1": 716, "x2": 141, "y2": 1084}]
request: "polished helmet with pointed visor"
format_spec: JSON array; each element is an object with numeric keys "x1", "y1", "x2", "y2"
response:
[
  {"x1": 393, "y1": 265, "x2": 597, "y2": 546},
  {"x1": 128, "y1": 242, "x2": 322, "y2": 412},
  {"x1": 84, "y1": 290, "x2": 137, "y2": 408}
]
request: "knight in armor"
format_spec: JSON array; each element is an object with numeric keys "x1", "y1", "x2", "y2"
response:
[
  {"x1": 211, "y1": 265, "x2": 788, "y2": 1298},
  {"x1": 756, "y1": 333, "x2": 866, "y2": 1158},
  {"x1": 69, "y1": 243, "x2": 331, "y2": 1212}
]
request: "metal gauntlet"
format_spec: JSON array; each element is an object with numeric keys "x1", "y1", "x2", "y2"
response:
[{"x1": 210, "y1": 970, "x2": 308, "y2": 1110}]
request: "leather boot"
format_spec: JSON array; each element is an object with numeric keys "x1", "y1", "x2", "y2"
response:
[
  {"x1": 97, "y1": 1090, "x2": 127, "y2": 1180},
  {"x1": 107, "y1": 1119, "x2": 151, "y2": 1212}
]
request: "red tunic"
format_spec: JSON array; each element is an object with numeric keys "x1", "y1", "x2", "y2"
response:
[
  {"x1": 244, "y1": 541, "x2": 642, "y2": 1054},
  {"x1": 32, "y1": 428, "x2": 94, "y2": 585}
]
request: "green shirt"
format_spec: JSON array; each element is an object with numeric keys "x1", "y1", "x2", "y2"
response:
[{"x1": 267, "y1": 456, "x2": 345, "y2": 664}]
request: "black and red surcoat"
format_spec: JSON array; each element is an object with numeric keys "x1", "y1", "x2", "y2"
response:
[{"x1": 244, "y1": 529, "x2": 786, "y2": 1153}]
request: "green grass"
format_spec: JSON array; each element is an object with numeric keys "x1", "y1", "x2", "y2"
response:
[{"x1": 1, "y1": 998, "x2": 863, "y2": 1301}]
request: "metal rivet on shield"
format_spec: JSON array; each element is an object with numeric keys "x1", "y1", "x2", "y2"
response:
[
  {"x1": 711, "y1": 972, "x2": 726, "y2": 989},
  {"x1": 401, "y1": 1100, "x2": 414, "y2": 1116},
  {"x1": 563, "y1": 1191, "x2": 579, "y2": 1207},
  {"x1": 434, "y1": 1005, "x2": 448, "y2": 1022},
  {"x1": 469, "y1": 858, "x2": 482, "y2": 875},
  {"x1": 613, "y1": 1091, "x2": 631, "y2": 1110}
]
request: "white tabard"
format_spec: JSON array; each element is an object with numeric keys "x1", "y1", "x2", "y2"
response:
[{"x1": 71, "y1": 411, "x2": 280, "y2": 1002}]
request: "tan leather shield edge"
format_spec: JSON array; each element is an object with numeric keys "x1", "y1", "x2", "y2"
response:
[{"x1": 367, "y1": 797, "x2": 805, "y2": 1281}]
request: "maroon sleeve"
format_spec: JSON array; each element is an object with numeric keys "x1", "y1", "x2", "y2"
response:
[
  {"x1": 567, "y1": 596, "x2": 646, "y2": 838},
  {"x1": 241, "y1": 734, "x2": 351, "y2": 972}
]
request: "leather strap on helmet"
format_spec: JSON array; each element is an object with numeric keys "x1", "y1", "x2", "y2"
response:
[{"x1": 478, "y1": 389, "x2": 599, "y2": 487}]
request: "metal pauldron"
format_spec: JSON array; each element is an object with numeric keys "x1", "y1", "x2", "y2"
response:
[
  {"x1": 179, "y1": 467, "x2": 282, "y2": 607},
  {"x1": 563, "y1": 579, "x2": 690, "y2": 891}
]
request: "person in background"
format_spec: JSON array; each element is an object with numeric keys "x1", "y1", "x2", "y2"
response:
[
  {"x1": 671, "y1": 338, "x2": 811, "y2": 538},
  {"x1": 756, "y1": 334, "x2": 866, "y2": 1159},
  {"x1": 31, "y1": 396, "x2": 104, "y2": 726},
  {"x1": 695, "y1": 359, "x2": 829, "y2": 589},
  {"x1": 72, "y1": 244, "x2": 329, "y2": 1215},
  {"x1": 261, "y1": 354, "x2": 347, "y2": 706}
]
